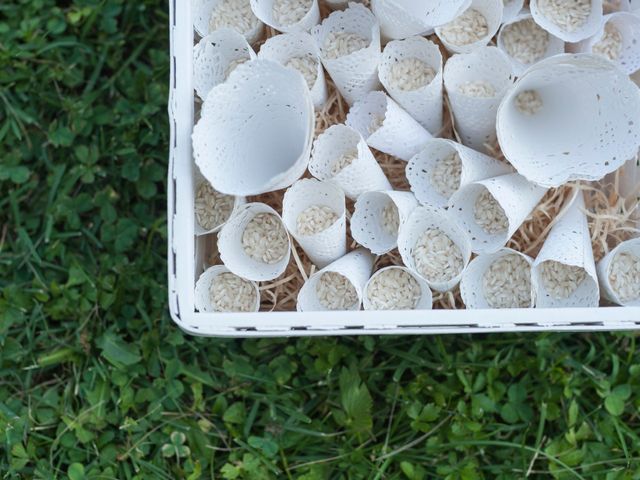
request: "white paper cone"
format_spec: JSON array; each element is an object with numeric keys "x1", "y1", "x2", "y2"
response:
[
  {"x1": 632, "y1": 0, "x2": 640, "y2": 12},
  {"x1": 502, "y1": 0, "x2": 524, "y2": 22},
  {"x1": 282, "y1": 178, "x2": 347, "y2": 267},
  {"x1": 530, "y1": 0, "x2": 603, "y2": 43},
  {"x1": 497, "y1": 12, "x2": 565, "y2": 76},
  {"x1": 193, "y1": 29, "x2": 257, "y2": 101},
  {"x1": 370, "y1": 0, "x2": 432, "y2": 42},
  {"x1": 435, "y1": 0, "x2": 504, "y2": 54},
  {"x1": 388, "y1": 0, "x2": 472, "y2": 28},
  {"x1": 351, "y1": 190, "x2": 419, "y2": 254},
  {"x1": 444, "y1": 47, "x2": 514, "y2": 153},
  {"x1": 193, "y1": 59, "x2": 314, "y2": 196},
  {"x1": 217, "y1": 202, "x2": 291, "y2": 281},
  {"x1": 311, "y1": 3, "x2": 382, "y2": 105},
  {"x1": 345, "y1": 91, "x2": 433, "y2": 161},
  {"x1": 397, "y1": 205, "x2": 472, "y2": 292},
  {"x1": 497, "y1": 54, "x2": 640, "y2": 188},
  {"x1": 258, "y1": 32, "x2": 328, "y2": 109},
  {"x1": 309, "y1": 124, "x2": 391, "y2": 200},
  {"x1": 406, "y1": 138, "x2": 513, "y2": 208},
  {"x1": 448, "y1": 172, "x2": 548, "y2": 254},
  {"x1": 194, "y1": 265, "x2": 261, "y2": 312},
  {"x1": 297, "y1": 248, "x2": 375, "y2": 311},
  {"x1": 363, "y1": 266, "x2": 433, "y2": 310},
  {"x1": 532, "y1": 194, "x2": 600, "y2": 307},
  {"x1": 194, "y1": 0, "x2": 264, "y2": 43},
  {"x1": 576, "y1": 12, "x2": 640, "y2": 74},
  {"x1": 378, "y1": 37, "x2": 443, "y2": 134},
  {"x1": 597, "y1": 238, "x2": 640, "y2": 306},
  {"x1": 324, "y1": 0, "x2": 367, "y2": 9},
  {"x1": 250, "y1": 0, "x2": 320, "y2": 33},
  {"x1": 619, "y1": 156, "x2": 640, "y2": 201},
  {"x1": 460, "y1": 248, "x2": 535, "y2": 308},
  {"x1": 194, "y1": 170, "x2": 246, "y2": 236}
]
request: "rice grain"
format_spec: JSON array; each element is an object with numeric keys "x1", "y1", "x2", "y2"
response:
[
  {"x1": 483, "y1": 254, "x2": 532, "y2": 308},
  {"x1": 242, "y1": 213, "x2": 289, "y2": 264},
  {"x1": 389, "y1": 58, "x2": 436, "y2": 92},
  {"x1": 367, "y1": 268, "x2": 421, "y2": 310},
  {"x1": 323, "y1": 32, "x2": 370, "y2": 60},
  {"x1": 316, "y1": 271, "x2": 359, "y2": 309},
  {"x1": 540, "y1": 260, "x2": 587, "y2": 299},
  {"x1": 331, "y1": 150, "x2": 358, "y2": 176},
  {"x1": 515, "y1": 89, "x2": 543, "y2": 115},
  {"x1": 439, "y1": 9, "x2": 489, "y2": 46},
  {"x1": 457, "y1": 81, "x2": 496, "y2": 98},
  {"x1": 474, "y1": 189, "x2": 509, "y2": 235},
  {"x1": 609, "y1": 252, "x2": 640, "y2": 303},
  {"x1": 209, "y1": 0, "x2": 261, "y2": 35},
  {"x1": 501, "y1": 18, "x2": 550, "y2": 65},
  {"x1": 537, "y1": 0, "x2": 592, "y2": 33},
  {"x1": 272, "y1": 0, "x2": 313, "y2": 26},
  {"x1": 431, "y1": 152, "x2": 462, "y2": 198},
  {"x1": 382, "y1": 201, "x2": 400, "y2": 235},
  {"x1": 195, "y1": 182, "x2": 235, "y2": 230},
  {"x1": 592, "y1": 22, "x2": 623, "y2": 61},
  {"x1": 297, "y1": 205, "x2": 339, "y2": 235},
  {"x1": 285, "y1": 56, "x2": 318, "y2": 89},
  {"x1": 413, "y1": 228, "x2": 464, "y2": 283},
  {"x1": 209, "y1": 272, "x2": 257, "y2": 312}
]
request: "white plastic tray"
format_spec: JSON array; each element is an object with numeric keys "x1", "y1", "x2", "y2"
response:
[{"x1": 167, "y1": 0, "x2": 640, "y2": 337}]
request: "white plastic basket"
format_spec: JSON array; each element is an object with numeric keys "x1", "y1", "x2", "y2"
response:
[{"x1": 167, "y1": 1, "x2": 640, "y2": 337}]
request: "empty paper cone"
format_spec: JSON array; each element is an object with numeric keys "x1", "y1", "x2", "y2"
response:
[
  {"x1": 218, "y1": 203, "x2": 292, "y2": 281},
  {"x1": 448, "y1": 172, "x2": 548, "y2": 254},
  {"x1": 502, "y1": 0, "x2": 524, "y2": 22},
  {"x1": 194, "y1": 0, "x2": 264, "y2": 43},
  {"x1": 250, "y1": 0, "x2": 320, "y2": 33},
  {"x1": 346, "y1": 91, "x2": 433, "y2": 161},
  {"x1": 193, "y1": 28, "x2": 257, "y2": 101},
  {"x1": 597, "y1": 238, "x2": 640, "y2": 306},
  {"x1": 193, "y1": 59, "x2": 315, "y2": 196},
  {"x1": 532, "y1": 193, "x2": 600, "y2": 308},
  {"x1": 496, "y1": 54, "x2": 640, "y2": 188},
  {"x1": 389, "y1": 0, "x2": 472, "y2": 28},
  {"x1": 311, "y1": 2, "x2": 382, "y2": 105},
  {"x1": 397, "y1": 205, "x2": 472, "y2": 292},
  {"x1": 460, "y1": 248, "x2": 535, "y2": 309},
  {"x1": 194, "y1": 170, "x2": 246, "y2": 236},
  {"x1": 406, "y1": 138, "x2": 512, "y2": 208},
  {"x1": 530, "y1": 0, "x2": 603, "y2": 42},
  {"x1": 309, "y1": 124, "x2": 391, "y2": 200},
  {"x1": 297, "y1": 248, "x2": 375, "y2": 311},
  {"x1": 435, "y1": 0, "x2": 504, "y2": 54},
  {"x1": 282, "y1": 178, "x2": 347, "y2": 268},
  {"x1": 371, "y1": 0, "x2": 431, "y2": 42},
  {"x1": 363, "y1": 266, "x2": 433, "y2": 310},
  {"x1": 351, "y1": 190, "x2": 419, "y2": 254},
  {"x1": 378, "y1": 36, "x2": 444, "y2": 134},
  {"x1": 195, "y1": 265, "x2": 260, "y2": 312},
  {"x1": 258, "y1": 31, "x2": 328, "y2": 109}
]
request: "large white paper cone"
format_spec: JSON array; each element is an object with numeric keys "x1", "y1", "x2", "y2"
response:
[
  {"x1": 194, "y1": 265, "x2": 260, "y2": 312},
  {"x1": 345, "y1": 91, "x2": 433, "y2": 161},
  {"x1": 497, "y1": 54, "x2": 640, "y2": 188},
  {"x1": 309, "y1": 124, "x2": 391, "y2": 200},
  {"x1": 397, "y1": 205, "x2": 472, "y2": 292},
  {"x1": 435, "y1": 0, "x2": 504, "y2": 54},
  {"x1": 597, "y1": 238, "x2": 640, "y2": 306},
  {"x1": 351, "y1": 190, "x2": 419, "y2": 254},
  {"x1": 497, "y1": 12, "x2": 565, "y2": 76},
  {"x1": 194, "y1": 0, "x2": 264, "y2": 43},
  {"x1": 250, "y1": 0, "x2": 320, "y2": 33},
  {"x1": 378, "y1": 37, "x2": 443, "y2": 134},
  {"x1": 502, "y1": 0, "x2": 525, "y2": 23},
  {"x1": 311, "y1": 3, "x2": 382, "y2": 105},
  {"x1": 193, "y1": 59, "x2": 314, "y2": 196},
  {"x1": 530, "y1": 0, "x2": 603, "y2": 43},
  {"x1": 297, "y1": 248, "x2": 375, "y2": 311},
  {"x1": 282, "y1": 178, "x2": 347, "y2": 268},
  {"x1": 532, "y1": 194, "x2": 600, "y2": 308},
  {"x1": 632, "y1": 0, "x2": 640, "y2": 12},
  {"x1": 448, "y1": 172, "x2": 548, "y2": 254},
  {"x1": 389, "y1": 0, "x2": 472, "y2": 28},
  {"x1": 576, "y1": 12, "x2": 640, "y2": 75},
  {"x1": 258, "y1": 32, "x2": 328, "y2": 109},
  {"x1": 444, "y1": 47, "x2": 515, "y2": 153},
  {"x1": 193, "y1": 28, "x2": 257, "y2": 101},
  {"x1": 406, "y1": 138, "x2": 512, "y2": 208},
  {"x1": 371, "y1": 0, "x2": 431, "y2": 42},
  {"x1": 194, "y1": 170, "x2": 246, "y2": 236},
  {"x1": 217, "y1": 203, "x2": 291, "y2": 281},
  {"x1": 363, "y1": 266, "x2": 433, "y2": 310},
  {"x1": 460, "y1": 248, "x2": 535, "y2": 308}
]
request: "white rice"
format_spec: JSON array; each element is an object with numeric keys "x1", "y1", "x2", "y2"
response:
[
  {"x1": 537, "y1": 0, "x2": 592, "y2": 33},
  {"x1": 457, "y1": 81, "x2": 496, "y2": 98},
  {"x1": 225, "y1": 57, "x2": 248, "y2": 79},
  {"x1": 592, "y1": 22, "x2": 623, "y2": 61},
  {"x1": 501, "y1": 18, "x2": 550, "y2": 65},
  {"x1": 330, "y1": 150, "x2": 358, "y2": 176},
  {"x1": 316, "y1": 271, "x2": 359, "y2": 309},
  {"x1": 483, "y1": 254, "x2": 532, "y2": 308},
  {"x1": 439, "y1": 9, "x2": 489, "y2": 46},
  {"x1": 195, "y1": 182, "x2": 235, "y2": 230},
  {"x1": 430, "y1": 152, "x2": 462, "y2": 198},
  {"x1": 609, "y1": 252, "x2": 640, "y2": 303},
  {"x1": 382, "y1": 201, "x2": 400, "y2": 235},
  {"x1": 388, "y1": 58, "x2": 436, "y2": 92},
  {"x1": 209, "y1": 272, "x2": 257, "y2": 312},
  {"x1": 209, "y1": 0, "x2": 261, "y2": 35},
  {"x1": 366, "y1": 268, "x2": 421, "y2": 310},
  {"x1": 242, "y1": 213, "x2": 289, "y2": 264},
  {"x1": 272, "y1": 0, "x2": 313, "y2": 26},
  {"x1": 540, "y1": 260, "x2": 587, "y2": 299},
  {"x1": 323, "y1": 32, "x2": 370, "y2": 60},
  {"x1": 515, "y1": 89, "x2": 543, "y2": 115},
  {"x1": 474, "y1": 189, "x2": 509, "y2": 235},
  {"x1": 285, "y1": 56, "x2": 318, "y2": 89},
  {"x1": 413, "y1": 228, "x2": 464, "y2": 283},
  {"x1": 297, "y1": 205, "x2": 339, "y2": 236},
  {"x1": 368, "y1": 113, "x2": 385, "y2": 135}
]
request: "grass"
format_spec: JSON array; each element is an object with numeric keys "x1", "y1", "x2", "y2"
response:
[{"x1": 1, "y1": 0, "x2": 639, "y2": 478}]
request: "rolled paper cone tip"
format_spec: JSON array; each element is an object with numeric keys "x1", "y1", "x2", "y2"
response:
[
  {"x1": 250, "y1": 0, "x2": 320, "y2": 33},
  {"x1": 530, "y1": 0, "x2": 604, "y2": 43},
  {"x1": 435, "y1": 0, "x2": 504, "y2": 54},
  {"x1": 371, "y1": 0, "x2": 432, "y2": 42},
  {"x1": 597, "y1": 238, "x2": 640, "y2": 306},
  {"x1": 193, "y1": 0, "x2": 264, "y2": 43},
  {"x1": 362, "y1": 266, "x2": 433, "y2": 310},
  {"x1": 194, "y1": 265, "x2": 260, "y2": 313}
]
